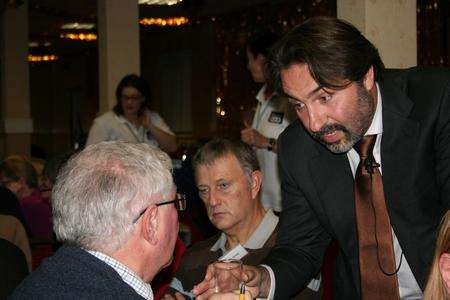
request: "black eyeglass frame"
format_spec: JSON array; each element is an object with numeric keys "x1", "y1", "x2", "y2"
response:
[{"x1": 132, "y1": 193, "x2": 186, "y2": 224}]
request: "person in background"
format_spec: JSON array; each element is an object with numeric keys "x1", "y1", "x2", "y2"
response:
[
  {"x1": 0, "y1": 156, "x2": 52, "y2": 239},
  {"x1": 0, "y1": 238, "x2": 29, "y2": 298},
  {"x1": 424, "y1": 211, "x2": 450, "y2": 300},
  {"x1": 11, "y1": 141, "x2": 183, "y2": 299},
  {"x1": 40, "y1": 152, "x2": 73, "y2": 202},
  {"x1": 86, "y1": 74, "x2": 177, "y2": 154},
  {"x1": 165, "y1": 139, "x2": 319, "y2": 300},
  {"x1": 241, "y1": 30, "x2": 295, "y2": 212}
]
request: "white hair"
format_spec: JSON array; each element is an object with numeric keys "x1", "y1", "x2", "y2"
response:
[{"x1": 52, "y1": 141, "x2": 174, "y2": 253}]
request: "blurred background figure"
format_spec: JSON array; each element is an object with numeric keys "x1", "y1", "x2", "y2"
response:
[
  {"x1": 0, "y1": 214, "x2": 32, "y2": 271},
  {"x1": 0, "y1": 156, "x2": 52, "y2": 239},
  {"x1": 241, "y1": 30, "x2": 295, "y2": 213},
  {"x1": 86, "y1": 74, "x2": 177, "y2": 154},
  {"x1": 0, "y1": 237, "x2": 29, "y2": 298},
  {"x1": 40, "y1": 152, "x2": 73, "y2": 203},
  {"x1": 424, "y1": 211, "x2": 450, "y2": 300}
]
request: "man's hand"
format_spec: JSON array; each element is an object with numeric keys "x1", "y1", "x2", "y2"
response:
[
  {"x1": 192, "y1": 264, "x2": 217, "y2": 300},
  {"x1": 141, "y1": 108, "x2": 154, "y2": 130},
  {"x1": 240, "y1": 265, "x2": 270, "y2": 299},
  {"x1": 209, "y1": 290, "x2": 254, "y2": 300},
  {"x1": 192, "y1": 264, "x2": 271, "y2": 299},
  {"x1": 241, "y1": 127, "x2": 269, "y2": 149}
]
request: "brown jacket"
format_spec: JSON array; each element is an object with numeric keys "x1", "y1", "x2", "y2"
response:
[{"x1": 169, "y1": 225, "x2": 321, "y2": 299}]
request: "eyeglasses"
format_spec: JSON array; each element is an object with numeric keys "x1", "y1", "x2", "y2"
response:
[
  {"x1": 132, "y1": 193, "x2": 186, "y2": 223},
  {"x1": 121, "y1": 94, "x2": 143, "y2": 102}
]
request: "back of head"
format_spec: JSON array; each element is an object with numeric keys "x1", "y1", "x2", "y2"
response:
[
  {"x1": 267, "y1": 16, "x2": 384, "y2": 94},
  {"x1": 0, "y1": 156, "x2": 38, "y2": 189},
  {"x1": 424, "y1": 211, "x2": 450, "y2": 300},
  {"x1": 52, "y1": 141, "x2": 174, "y2": 253},
  {"x1": 192, "y1": 138, "x2": 259, "y2": 183}
]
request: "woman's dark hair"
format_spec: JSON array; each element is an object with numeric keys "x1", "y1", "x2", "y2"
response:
[
  {"x1": 113, "y1": 74, "x2": 152, "y2": 116},
  {"x1": 267, "y1": 16, "x2": 385, "y2": 94},
  {"x1": 247, "y1": 30, "x2": 280, "y2": 58}
]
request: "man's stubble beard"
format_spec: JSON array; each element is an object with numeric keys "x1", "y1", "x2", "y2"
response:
[{"x1": 312, "y1": 85, "x2": 375, "y2": 154}]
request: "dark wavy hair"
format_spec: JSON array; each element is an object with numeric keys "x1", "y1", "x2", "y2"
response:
[
  {"x1": 113, "y1": 74, "x2": 152, "y2": 116},
  {"x1": 267, "y1": 16, "x2": 384, "y2": 94}
]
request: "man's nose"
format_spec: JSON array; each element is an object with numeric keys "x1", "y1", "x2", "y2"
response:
[
  {"x1": 208, "y1": 190, "x2": 222, "y2": 207},
  {"x1": 308, "y1": 106, "x2": 327, "y2": 133}
]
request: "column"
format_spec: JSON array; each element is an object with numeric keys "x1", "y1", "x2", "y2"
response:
[
  {"x1": 0, "y1": 2, "x2": 32, "y2": 156},
  {"x1": 337, "y1": 0, "x2": 417, "y2": 68},
  {"x1": 97, "y1": 0, "x2": 140, "y2": 113}
]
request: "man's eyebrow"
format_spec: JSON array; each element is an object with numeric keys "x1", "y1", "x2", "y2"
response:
[{"x1": 282, "y1": 85, "x2": 324, "y2": 102}]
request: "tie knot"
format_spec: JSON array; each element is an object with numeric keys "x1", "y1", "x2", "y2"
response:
[{"x1": 355, "y1": 135, "x2": 376, "y2": 158}]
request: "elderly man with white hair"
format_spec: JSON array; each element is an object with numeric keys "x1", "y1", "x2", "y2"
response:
[{"x1": 11, "y1": 141, "x2": 185, "y2": 299}]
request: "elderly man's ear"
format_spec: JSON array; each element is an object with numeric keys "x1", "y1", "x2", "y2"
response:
[
  {"x1": 140, "y1": 205, "x2": 159, "y2": 245},
  {"x1": 439, "y1": 253, "x2": 450, "y2": 293},
  {"x1": 250, "y1": 170, "x2": 263, "y2": 199}
]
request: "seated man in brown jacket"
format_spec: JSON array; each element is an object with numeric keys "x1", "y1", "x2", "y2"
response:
[{"x1": 165, "y1": 139, "x2": 320, "y2": 299}]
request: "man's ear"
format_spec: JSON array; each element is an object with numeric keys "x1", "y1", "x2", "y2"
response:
[
  {"x1": 363, "y1": 66, "x2": 375, "y2": 91},
  {"x1": 250, "y1": 170, "x2": 263, "y2": 199},
  {"x1": 141, "y1": 205, "x2": 158, "y2": 245}
]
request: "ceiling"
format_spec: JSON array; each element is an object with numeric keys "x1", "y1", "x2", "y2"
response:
[{"x1": 14, "y1": 0, "x2": 287, "y2": 55}]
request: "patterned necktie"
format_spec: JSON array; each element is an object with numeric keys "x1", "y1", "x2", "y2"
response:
[{"x1": 354, "y1": 135, "x2": 400, "y2": 300}]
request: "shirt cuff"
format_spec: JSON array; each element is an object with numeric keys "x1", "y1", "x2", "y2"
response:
[{"x1": 260, "y1": 264, "x2": 275, "y2": 300}]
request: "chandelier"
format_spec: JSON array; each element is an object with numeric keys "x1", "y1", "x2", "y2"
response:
[{"x1": 138, "y1": 0, "x2": 183, "y2": 5}]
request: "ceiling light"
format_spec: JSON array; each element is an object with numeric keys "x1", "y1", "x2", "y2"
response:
[
  {"x1": 29, "y1": 41, "x2": 52, "y2": 47},
  {"x1": 139, "y1": 17, "x2": 189, "y2": 27},
  {"x1": 61, "y1": 22, "x2": 95, "y2": 30},
  {"x1": 139, "y1": 0, "x2": 183, "y2": 6},
  {"x1": 28, "y1": 54, "x2": 58, "y2": 62},
  {"x1": 60, "y1": 33, "x2": 97, "y2": 41}
]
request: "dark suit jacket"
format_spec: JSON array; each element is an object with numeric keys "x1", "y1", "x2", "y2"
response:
[
  {"x1": 0, "y1": 238, "x2": 28, "y2": 299},
  {"x1": 10, "y1": 245, "x2": 145, "y2": 299},
  {"x1": 263, "y1": 68, "x2": 450, "y2": 299}
]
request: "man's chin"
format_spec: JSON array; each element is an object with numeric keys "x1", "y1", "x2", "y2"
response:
[{"x1": 321, "y1": 139, "x2": 354, "y2": 154}]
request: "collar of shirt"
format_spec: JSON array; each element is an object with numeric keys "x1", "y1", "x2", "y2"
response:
[
  {"x1": 256, "y1": 85, "x2": 267, "y2": 104},
  {"x1": 347, "y1": 83, "x2": 383, "y2": 176},
  {"x1": 116, "y1": 114, "x2": 142, "y2": 129},
  {"x1": 87, "y1": 250, "x2": 153, "y2": 300},
  {"x1": 210, "y1": 209, "x2": 279, "y2": 254}
]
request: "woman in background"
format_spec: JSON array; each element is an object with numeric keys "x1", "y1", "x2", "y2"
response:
[
  {"x1": 86, "y1": 74, "x2": 177, "y2": 153},
  {"x1": 424, "y1": 210, "x2": 450, "y2": 299},
  {"x1": 0, "y1": 156, "x2": 52, "y2": 239}
]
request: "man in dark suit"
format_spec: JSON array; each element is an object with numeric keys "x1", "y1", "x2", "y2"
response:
[
  {"x1": 11, "y1": 141, "x2": 184, "y2": 299},
  {"x1": 194, "y1": 17, "x2": 449, "y2": 299}
]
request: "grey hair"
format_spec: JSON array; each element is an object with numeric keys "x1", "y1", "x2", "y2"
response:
[
  {"x1": 52, "y1": 141, "x2": 174, "y2": 253},
  {"x1": 192, "y1": 138, "x2": 260, "y2": 184}
]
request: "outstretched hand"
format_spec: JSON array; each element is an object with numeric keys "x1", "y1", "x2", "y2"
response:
[{"x1": 192, "y1": 264, "x2": 270, "y2": 300}]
